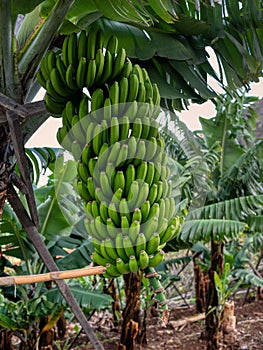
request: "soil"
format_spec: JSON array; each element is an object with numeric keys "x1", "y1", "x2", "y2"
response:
[{"x1": 66, "y1": 298, "x2": 263, "y2": 350}]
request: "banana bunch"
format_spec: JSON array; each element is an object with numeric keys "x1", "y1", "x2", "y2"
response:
[
  {"x1": 37, "y1": 27, "x2": 181, "y2": 316},
  {"x1": 37, "y1": 27, "x2": 128, "y2": 116}
]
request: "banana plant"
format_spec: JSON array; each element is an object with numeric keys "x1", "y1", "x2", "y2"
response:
[
  {"x1": 163, "y1": 91, "x2": 263, "y2": 350},
  {"x1": 1, "y1": 1, "x2": 263, "y2": 350}
]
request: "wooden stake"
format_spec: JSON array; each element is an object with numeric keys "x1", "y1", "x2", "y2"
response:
[{"x1": 0, "y1": 266, "x2": 105, "y2": 286}]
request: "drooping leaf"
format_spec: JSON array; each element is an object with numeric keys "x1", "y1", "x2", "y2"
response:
[{"x1": 46, "y1": 285, "x2": 112, "y2": 309}]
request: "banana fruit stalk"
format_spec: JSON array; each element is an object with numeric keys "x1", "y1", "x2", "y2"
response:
[{"x1": 37, "y1": 26, "x2": 181, "y2": 318}]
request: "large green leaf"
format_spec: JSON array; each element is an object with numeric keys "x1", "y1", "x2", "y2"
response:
[
  {"x1": 46, "y1": 285, "x2": 112, "y2": 309},
  {"x1": 188, "y1": 195, "x2": 263, "y2": 221},
  {"x1": 180, "y1": 218, "x2": 247, "y2": 243}
]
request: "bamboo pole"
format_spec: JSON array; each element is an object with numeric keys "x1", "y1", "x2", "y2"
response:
[{"x1": 0, "y1": 266, "x2": 105, "y2": 286}]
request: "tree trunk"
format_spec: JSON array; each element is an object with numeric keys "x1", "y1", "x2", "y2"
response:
[
  {"x1": 205, "y1": 240, "x2": 224, "y2": 350},
  {"x1": 0, "y1": 330, "x2": 12, "y2": 350},
  {"x1": 118, "y1": 273, "x2": 141, "y2": 350},
  {"x1": 106, "y1": 280, "x2": 121, "y2": 327},
  {"x1": 194, "y1": 258, "x2": 209, "y2": 313},
  {"x1": 0, "y1": 125, "x2": 12, "y2": 218}
]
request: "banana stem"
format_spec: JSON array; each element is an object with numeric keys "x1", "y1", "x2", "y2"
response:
[
  {"x1": 0, "y1": 0, "x2": 17, "y2": 101},
  {"x1": 18, "y1": 0, "x2": 75, "y2": 91},
  {"x1": 144, "y1": 267, "x2": 169, "y2": 326}
]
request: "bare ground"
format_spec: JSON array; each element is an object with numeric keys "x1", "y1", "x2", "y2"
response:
[{"x1": 64, "y1": 299, "x2": 263, "y2": 350}]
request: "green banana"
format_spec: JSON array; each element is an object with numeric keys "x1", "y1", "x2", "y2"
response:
[
  {"x1": 127, "y1": 180, "x2": 139, "y2": 210},
  {"x1": 86, "y1": 177, "x2": 95, "y2": 198},
  {"x1": 110, "y1": 117, "x2": 119, "y2": 145},
  {"x1": 99, "y1": 171, "x2": 113, "y2": 199},
  {"x1": 104, "y1": 238, "x2": 119, "y2": 261},
  {"x1": 131, "y1": 118, "x2": 142, "y2": 139},
  {"x1": 105, "y1": 263, "x2": 121, "y2": 278},
  {"x1": 77, "y1": 180, "x2": 92, "y2": 202},
  {"x1": 152, "y1": 162, "x2": 162, "y2": 184},
  {"x1": 136, "y1": 161, "x2": 148, "y2": 182},
  {"x1": 135, "y1": 182, "x2": 149, "y2": 209},
  {"x1": 128, "y1": 220, "x2": 140, "y2": 243},
  {"x1": 108, "y1": 202, "x2": 120, "y2": 226},
  {"x1": 123, "y1": 235, "x2": 135, "y2": 258},
  {"x1": 67, "y1": 32, "x2": 78, "y2": 68},
  {"x1": 127, "y1": 73, "x2": 139, "y2": 102},
  {"x1": 113, "y1": 170, "x2": 125, "y2": 193},
  {"x1": 103, "y1": 97, "x2": 112, "y2": 124},
  {"x1": 45, "y1": 94, "x2": 65, "y2": 116},
  {"x1": 134, "y1": 139, "x2": 146, "y2": 166},
  {"x1": 87, "y1": 27, "x2": 98, "y2": 60},
  {"x1": 125, "y1": 100, "x2": 138, "y2": 123},
  {"x1": 62, "y1": 35, "x2": 70, "y2": 66},
  {"x1": 100, "y1": 50, "x2": 113, "y2": 84},
  {"x1": 124, "y1": 164, "x2": 136, "y2": 197},
  {"x1": 137, "y1": 82, "x2": 146, "y2": 103},
  {"x1": 141, "y1": 117, "x2": 150, "y2": 139},
  {"x1": 50, "y1": 68, "x2": 71, "y2": 97},
  {"x1": 91, "y1": 88, "x2": 104, "y2": 113},
  {"x1": 148, "y1": 249, "x2": 165, "y2": 267},
  {"x1": 119, "y1": 116, "x2": 130, "y2": 141},
  {"x1": 128, "y1": 255, "x2": 139, "y2": 273},
  {"x1": 135, "y1": 232, "x2": 146, "y2": 258},
  {"x1": 127, "y1": 136, "x2": 137, "y2": 162},
  {"x1": 119, "y1": 198, "x2": 131, "y2": 222},
  {"x1": 121, "y1": 215, "x2": 130, "y2": 233},
  {"x1": 55, "y1": 55, "x2": 68, "y2": 86},
  {"x1": 92, "y1": 251, "x2": 108, "y2": 267},
  {"x1": 116, "y1": 258, "x2": 130, "y2": 274},
  {"x1": 91, "y1": 237, "x2": 102, "y2": 253},
  {"x1": 132, "y1": 207, "x2": 142, "y2": 223},
  {"x1": 66, "y1": 64, "x2": 78, "y2": 90},
  {"x1": 106, "y1": 34, "x2": 118, "y2": 56},
  {"x1": 76, "y1": 57, "x2": 87, "y2": 88},
  {"x1": 106, "y1": 218, "x2": 118, "y2": 239},
  {"x1": 112, "y1": 187, "x2": 123, "y2": 207},
  {"x1": 92, "y1": 124, "x2": 103, "y2": 155},
  {"x1": 47, "y1": 51, "x2": 57, "y2": 76},
  {"x1": 147, "y1": 202, "x2": 160, "y2": 221},
  {"x1": 36, "y1": 71, "x2": 47, "y2": 88},
  {"x1": 77, "y1": 162, "x2": 90, "y2": 183},
  {"x1": 145, "y1": 136, "x2": 158, "y2": 161},
  {"x1": 77, "y1": 30, "x2": 87, "y2": 60},
  {"x1": 120, "y1": 58, "x2": 132, "y2": 78},
  {"x1": 144, "y1": 162, "x2": 155, "y2": 187},
  {"x1": 86, "y1": 59, "x2": 97, "y2": 88},
  {"x1": 109, "y1": 81, "x2": 119, "y2": 117},
  {"x1": 99, "y1": 201, "x2": 108, "y2": 223},
  {"x1": 94, "y1": 48, "x2": 105, "y2": 84},
  {"x1": 112, "y1": 47, "x2": 126, "y2": 80},
  {"x1": 116, "y1": 143, "x2": 129, "y2": 168},
  {"x1": 144, "y1": 216, "x2": 158, "y2": 241},
  {"x1": 146, "y1": 232, "x2": 160, "y2": 255},
  {"x1": 108, "y1": 141, "x2": 121, "y2": 164},
  {"x1": 115, "y1": 233, "x2": 129, "y2": 262},
  {"x1": 87, "y1": 158, "x2": 97, "y2": 177},
  {"x1": 138, "y1": 250, "x2": 149, "y2": 270},
  {"x1": 91, "y1": 200, "x2": 100, "y2": 218},
  {"x1": 119, "y1": 77, "x2": 129, "y2": 104},
  {"x1": 140, "y1": 200, "x2": 150, "y2": 223},
  {"x1": 78, "y1": 94, "x2": 89, "y2": 121},
  {"x1": 84, "y1": 201, "x2": 93, "y2": 219}
]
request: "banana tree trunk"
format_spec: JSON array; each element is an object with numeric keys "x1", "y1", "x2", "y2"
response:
[
  {"x1": 118, "y1": 272, "x2": 141, "y2": 350},
  {"x1": 205, "y1": 240, "x2": 224, "y2": 350},
  {"x1": 0, "y1": 126, "x2": 11, "y2": 217}
]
